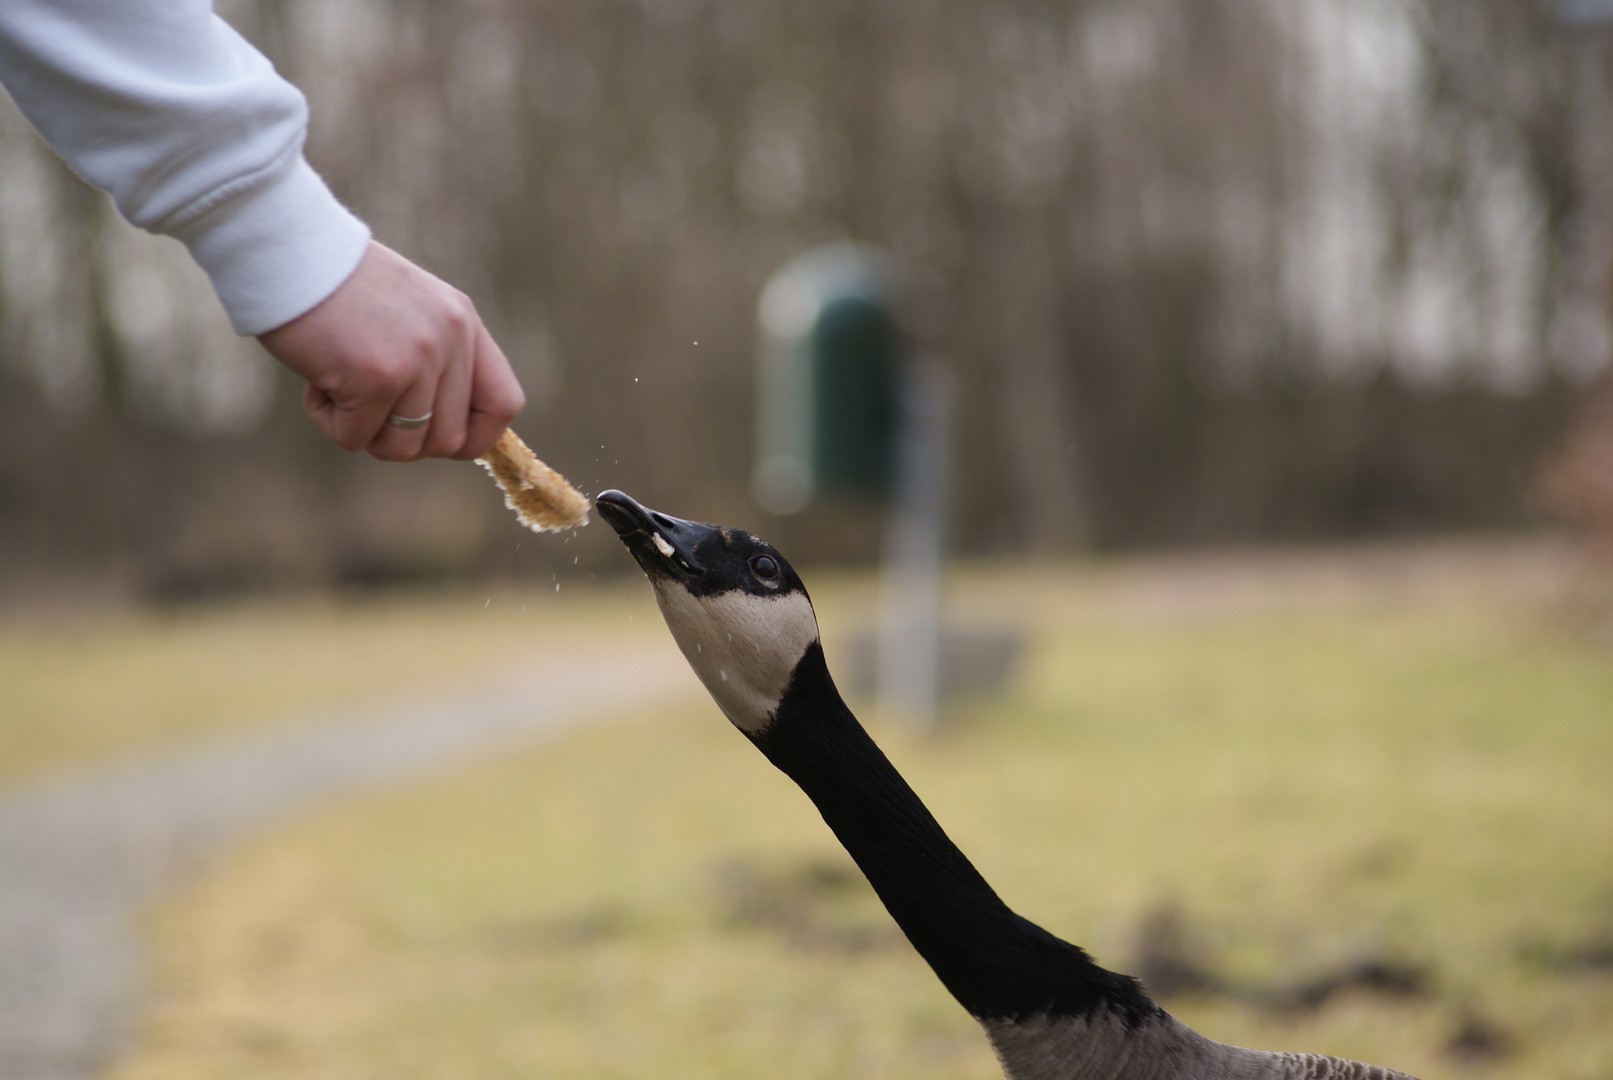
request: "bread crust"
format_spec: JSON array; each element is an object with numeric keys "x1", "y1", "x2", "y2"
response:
[{"x1": 477, "y1": 429, "x2": 591, "y2": 532}]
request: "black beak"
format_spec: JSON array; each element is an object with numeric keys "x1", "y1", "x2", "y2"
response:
[{"x1": 595, "y1": 489, "x2": 714, "y2": 576}]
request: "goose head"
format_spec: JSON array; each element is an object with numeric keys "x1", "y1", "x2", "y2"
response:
[{"x1": 596, "y1": 490, "x2": 820, "y2": 734}]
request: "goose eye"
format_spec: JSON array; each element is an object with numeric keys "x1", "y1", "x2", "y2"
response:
[{"x1": 750, "y1": 555, "x2": 780, "y2": 582}]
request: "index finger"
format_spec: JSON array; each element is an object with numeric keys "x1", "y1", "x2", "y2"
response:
[{"x1": 454, "y1": 326, "x2": 527, "y2": 460}]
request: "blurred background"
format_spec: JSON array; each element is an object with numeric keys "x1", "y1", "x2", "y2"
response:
[
  {"x1": 5, "y1": 0, "x2": 1613, "y2": 597},
  {"x1": 4, "y1": 2, "x2": 1613, "y2": 1080}
]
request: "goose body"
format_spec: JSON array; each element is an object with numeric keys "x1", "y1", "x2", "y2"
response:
[{"x1": 596, "y1": 490, "x2": 1417, "y2": 1080}]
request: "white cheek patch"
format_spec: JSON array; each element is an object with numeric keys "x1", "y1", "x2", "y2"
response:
[{"x1": 652, "y1": 584, "x2": 819, "y2": 734}]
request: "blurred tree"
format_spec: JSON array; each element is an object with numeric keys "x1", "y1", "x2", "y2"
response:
[{"x1": 0, "y1": 0, "x2": 1604, "y2": 597}]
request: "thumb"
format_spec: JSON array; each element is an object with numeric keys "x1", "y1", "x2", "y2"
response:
[{"x1": 303, "y1": 383, "x2": 339, "y2": 440}]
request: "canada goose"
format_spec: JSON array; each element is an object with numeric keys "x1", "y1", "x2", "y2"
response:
[{"x1": 596, "y1": 489, "x2": 1417, "y2": 1080}]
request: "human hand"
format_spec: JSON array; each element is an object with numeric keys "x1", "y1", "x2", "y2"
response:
[{"x1": 257, "y1": 241, "x2": 526, "y2": 461}]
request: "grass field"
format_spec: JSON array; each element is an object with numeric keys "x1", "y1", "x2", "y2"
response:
[{"x1": 35, "y1": 541, "x2": 1613, "y2": 1080}]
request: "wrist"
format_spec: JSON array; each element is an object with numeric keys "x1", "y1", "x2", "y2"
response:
[{"x1": 169, "y1": 155, "x2": 371, "y2": 336}]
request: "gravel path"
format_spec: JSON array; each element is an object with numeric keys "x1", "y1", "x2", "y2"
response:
[{"x1": 0, "y1": 648, "x2": 695, "y2": 1080}]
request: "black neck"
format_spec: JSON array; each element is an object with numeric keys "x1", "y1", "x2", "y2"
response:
[{"x1": 748, "y1": 642, "x2": 1158, "y2": 1026}]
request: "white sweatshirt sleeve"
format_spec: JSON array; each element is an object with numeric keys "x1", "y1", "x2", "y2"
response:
[{"x1": 0, "y1": 0, "x2": 372, "y2": 335}]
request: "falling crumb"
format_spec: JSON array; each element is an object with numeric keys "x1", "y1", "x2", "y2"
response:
[
  {"x1": 477, "y1": 429, "x2": 590, "y2": 532},
  {"x1": 555, "y1": 583, "x2": 561, "y2": 592},
  {"x1": 652, "y1": 533, "x2": 675, "y2": 558},
  {"x1": 484, "y1": 598, "x2": 490, "y2": 609},
  {"x1": 719, "y1": 669, "x2": 727, "y2": 681}
]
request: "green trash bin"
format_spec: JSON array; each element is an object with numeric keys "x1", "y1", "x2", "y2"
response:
[{"x1": 752, "y1": 244, "x2": 901, "y2": 514}]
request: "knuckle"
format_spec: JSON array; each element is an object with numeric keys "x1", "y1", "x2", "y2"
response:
[
  {"x1": 451, "y1": 438, "x2": 489, "y2": 462},
  {"x1": 479, "y1": 384, "x2": 524, "y2": 425},
  {"x1": 357, "y1": 355, "x2": 412, "y2": 395},
  {"x1": 372, "y1": 436, "x2": 422, "y2": 463},
  {"x1": 427, "y1": 429, "x2": 468, "y2": 460},
  {"x1": 330, "y1": 424, "x2": 369, "y2": 453},
  {"x1": 444, "y1": 294, "x2": 477, "y2": 337}
]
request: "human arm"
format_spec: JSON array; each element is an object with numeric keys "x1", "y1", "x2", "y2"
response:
[
  {"x1": 0, "y1": 0, "x2": 525, "y2": 459},
  {"x1": 0, "y1": 0, "x2": 369, "y2": 336}
]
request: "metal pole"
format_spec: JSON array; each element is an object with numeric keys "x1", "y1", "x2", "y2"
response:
[{"x1": 878, "y1": 359, "x2": 949, "y2": 730}]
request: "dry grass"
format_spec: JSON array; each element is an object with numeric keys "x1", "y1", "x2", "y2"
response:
[
  {"x1": 94, "y1": 541, "x2": 1613, "y2": 1080},
  {"x1": 0, "y1": 580, "x2": 664, "y2": 785}
]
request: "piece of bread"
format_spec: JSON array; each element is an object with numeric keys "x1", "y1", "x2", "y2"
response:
[{"x1": 477, "y1": 429, "x2": 590, "y2": 532}]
